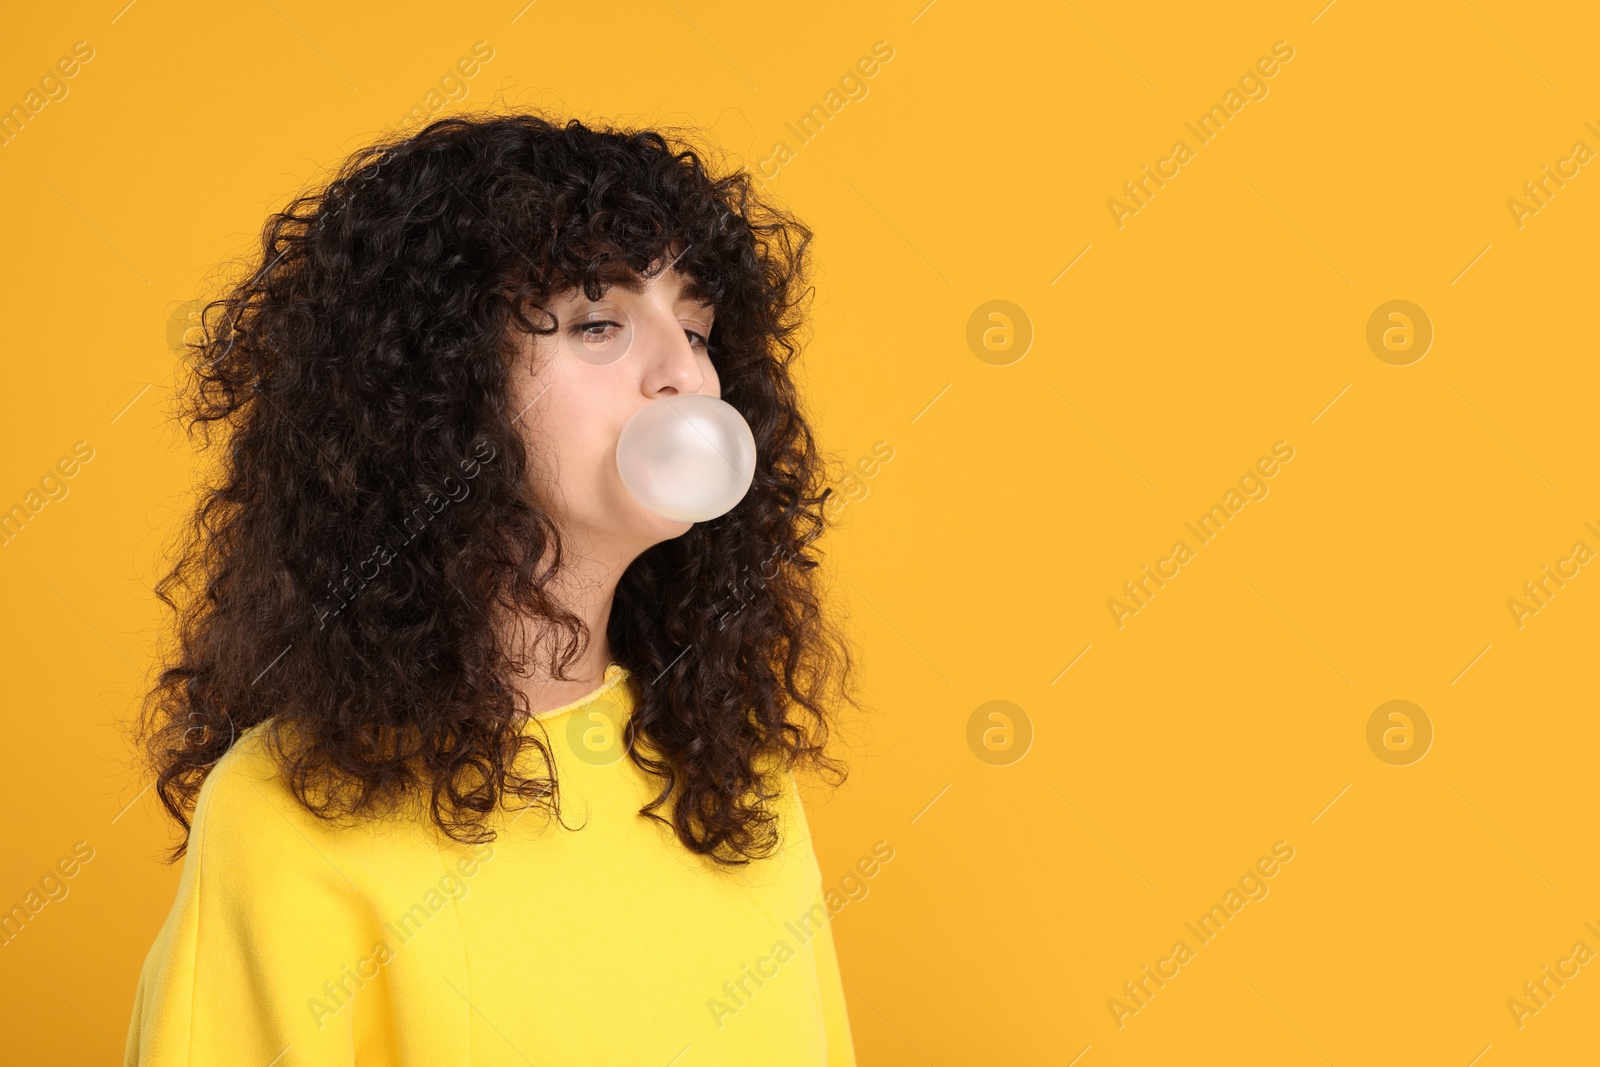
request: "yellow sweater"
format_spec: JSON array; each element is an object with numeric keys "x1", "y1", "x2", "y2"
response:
[{"x1": 125, "y1": 664, "x2": 856, "y2": 1065}]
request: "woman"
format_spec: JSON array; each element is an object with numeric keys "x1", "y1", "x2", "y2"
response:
[{"x1": 125, "y1": 112, "x2": 861, "y2": 1065}]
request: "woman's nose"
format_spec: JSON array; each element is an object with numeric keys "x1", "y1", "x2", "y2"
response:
[{"x1": 641, "y1": 314, "x2": 710, "y2": 397}]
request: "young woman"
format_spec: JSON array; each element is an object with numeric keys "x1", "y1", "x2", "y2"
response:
[{"x1": 125, "y1": 112, "x2": 861, "y2": 1065}]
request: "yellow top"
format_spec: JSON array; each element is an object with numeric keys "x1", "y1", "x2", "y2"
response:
[{"x1": 125, "y1": 664, "x2": 856, "y2": 1066}]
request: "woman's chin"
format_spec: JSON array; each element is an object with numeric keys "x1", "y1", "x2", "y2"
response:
[
  {"x1": 613, "y1": 494, "x2": 694, "y2": 542},
  {"x1": 640, "y1": 508, "x2": 695, "y2": 540}
]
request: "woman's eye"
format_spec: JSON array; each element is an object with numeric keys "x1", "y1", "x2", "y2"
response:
[
  {"x1": 573, "y1": 320, "x2": 624, "y2": 340},
  {"x1": 685, "y1": 328, "x2": 711, "y2": 350},
  {"x1": 563, "y1": 316, "x2": 633, "y2": 365}
]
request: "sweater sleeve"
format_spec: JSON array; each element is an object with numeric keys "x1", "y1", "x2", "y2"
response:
[
  {"x1": 125, "y1": 737, "x2": 377, "y2": 1067},
  {"x1": 810, "y1": 900, "x2": 858, "y2": 1066},
  {"x1": 780, "y1": 769, "x2": 858, "y2": 1067}
]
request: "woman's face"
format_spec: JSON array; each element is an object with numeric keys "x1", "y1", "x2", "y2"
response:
[{"x1": 510, "y1": 254, "x2": 720, "y2": 557}]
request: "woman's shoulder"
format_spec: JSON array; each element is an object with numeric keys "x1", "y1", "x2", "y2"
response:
[
  {"x1": 127, "y1": 726, "x2": 406, "y2": 1065},
  {"x1": 187, "y1": 718, "x2": 385, "y2": 877},
  {"x1": 190, "y1": 719, "x2": 297, "y2": 835},
  {"x1": 190, "y1": 718, "x2": 460, "y2": 873}
]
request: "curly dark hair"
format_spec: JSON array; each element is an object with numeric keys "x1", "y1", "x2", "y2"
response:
[{"x1": 134, "y1": 110, "x2": 860, "y2": 867}]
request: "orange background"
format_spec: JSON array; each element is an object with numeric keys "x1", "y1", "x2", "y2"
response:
[{"x1": 3, "y1": 1, "x2": 1598, "y2": 1064}]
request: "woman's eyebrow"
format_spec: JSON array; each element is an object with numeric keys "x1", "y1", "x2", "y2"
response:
[
  {"x1": 595, "y1": 265, "x2": 713, "y2": 310},
  {"x1": 678, "y1": 276, "x2": 715, "y2": 310}
]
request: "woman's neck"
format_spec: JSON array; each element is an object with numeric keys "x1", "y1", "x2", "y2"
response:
[{"x1": 508, "y1": 521, "x2": 640, "y2": 719}]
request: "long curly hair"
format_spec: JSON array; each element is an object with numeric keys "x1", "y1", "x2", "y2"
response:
[{"x1": 135, "y1": 111, "x2": 859, "y2": 867}]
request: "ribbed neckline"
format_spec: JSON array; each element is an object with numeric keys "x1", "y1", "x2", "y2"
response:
[{"x1": 520, "y1": 662, "x2": 632, "y2": 727}]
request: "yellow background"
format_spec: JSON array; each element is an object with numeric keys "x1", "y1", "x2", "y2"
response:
[{"x1": 2, "y1": 1, "x2": 1597, "y2": 1063}]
